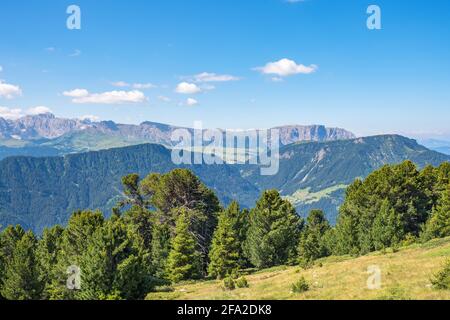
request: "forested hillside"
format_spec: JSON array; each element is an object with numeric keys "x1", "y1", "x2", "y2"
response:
[
  {"x1": 0, "y1": 144, "x2": 259, "y2": 233},
  {"x1": 0, "y1": 161, "x2": 449, "y2": 300},
  {"x1": 0, "y1": 135, "x2": 449, "y2": 233}
]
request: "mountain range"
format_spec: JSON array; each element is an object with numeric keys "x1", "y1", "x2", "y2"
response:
[
  {"x1": 0, "y1": 113, "x2": 356, "y2": 160},
  {"x1": 0, "y1": 133, "x2": 448, "y2": 234}
]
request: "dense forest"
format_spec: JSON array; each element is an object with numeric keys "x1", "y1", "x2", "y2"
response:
[{"x1": 0, "y1": 161, "x2": 449, "y2": 300}]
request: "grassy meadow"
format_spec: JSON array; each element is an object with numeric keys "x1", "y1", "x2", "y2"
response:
[{"x1": 146, "y1": 237, "x2": 450, "y2": 300}]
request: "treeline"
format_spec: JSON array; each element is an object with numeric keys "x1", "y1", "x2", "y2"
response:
[{"x1": 0, "y1": 161, "x2": 449, "y2": 300}]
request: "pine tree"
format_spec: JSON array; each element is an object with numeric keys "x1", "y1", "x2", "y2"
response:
[
  {"x1": 424, "y1": 184, "x2": 450, "y2": 239},
  {"x1": 208, "y1": 202, "x2": 242, "y2": 279},
  {"x1": 371, "y1": 199, "x2": 404, "y2": 251},
  {"x1": 151, "y1": 221, "x2": 172, "y2": 280},
  {"x1": 54, "y1": 210, "x2": 105, "y2": 299},
  {"x1": 298, "y1": 210, "x2": 331, "y2": 267},
  {"x1": 78, "y1": 216, "x2": 154, "y2": 300},
  {"x1": 36, "y1": 225, "x2": 64, "y2": 299},
  {"x1": 244, "y1": 190, "x2": 303, "y2": 269},
  {"x1": 1, "y1": 231, "x2": 43, "y2": 300},
  {"x1": 141, "y1": 169, "x2": 221, "y2": 265},
  {"x1": 0, "y1": 225, "x2": 25, "y2": 297},
  {"x1": 166, "y1": 210, "x2": 202, "y2": 283}
]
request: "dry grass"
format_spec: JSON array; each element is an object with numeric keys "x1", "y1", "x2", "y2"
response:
[{"x1": 146, "y1": 237, "x2": 450, "y2": 300}]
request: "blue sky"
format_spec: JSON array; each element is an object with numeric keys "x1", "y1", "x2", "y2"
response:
[{"x1": 0, "y1": 0, "x2": 449, "y2": 138}]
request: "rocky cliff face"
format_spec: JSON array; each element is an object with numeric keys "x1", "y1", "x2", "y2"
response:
[
  {"x1": 0, "y1": 114, "x2": 356, "y2": 146},
  {"x1": 274, "y1": 125, "x2": 356, "y2": 145}
]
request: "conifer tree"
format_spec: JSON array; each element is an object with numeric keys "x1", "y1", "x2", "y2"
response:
[
  {"x1": 424, "y1": 184, "x2": 450, "y2": 239},
  {"x1": 208, "y1": 202, "x2": 242, "y2": 279},
  {"x1": 36, "y1": 225, "x2": 64, "y2": 299},
  {"x1": 141, "y1": 169, "x2": 221, "y2": 263},
  {"x1": 166, "y1": 210, "x2": 202, "y2": 283},
  {"x1": 151, "y1": 221, "x2": 172, "y2": 280},
  {"x1": 53, "y1": 210, "x2": 105, "y2": 299},
  {"x1": 371, "y1": 199, "x2": 404, "y2": 250},
  {"x1": 0, "y1": 225, "x2": 26, "y2": 297},
  {"x1": 78, "y1": 216, "x2": 153, "y2": 300},
  {"x1": 1, "y1": 231, "x2": 43, "y2": 300},
  {"x1": 298, "y1": 210, "x2": 331, "y2": 266},
  {"x1": 244, "y1": 190, "x2": 303, "y2": 269}
]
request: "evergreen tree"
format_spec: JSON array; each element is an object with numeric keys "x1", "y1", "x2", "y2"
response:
[
  {"x1": 208, "y1": 202, "x2": 242, "y2": 279},
  {"x1": 371, "y1": 199, "x2": 404, "y2": 250},
  {"x1": 424, "y1": 184, "x2": 450, "y2": 239},
  {"x1": 117, "y1": 174, "x2": 146, "y2": 211},
  {"x1": 54, "y1": 210, "x2": 105, "y2": 299},
  {"x1": 334, "y1": 161, "x2": 433, "y2": 255},
  {"x1": 140, "y1": 169, "x2": 221, "y2": 263},
  {"x1": 151, "y1": 221, "x2": 172, "y2": 280},
  {"x1": 78, "y1": 216, "x2": 154, "y2": 300},
  {"x1": 36, "y1": 225, "x2": 64, "y2": 299},
  {"x1": 1, "y1": 231, "x2": 43, "y2": 300},
  {"x1": 244, "y1": 190, "x2": 303, "y2": 269},
  {"x1": 123, "y1": 205, "x2": 154, "y2": 278},
  {"x1": 298, "y1": 210, "x2": 331, "y2": 266},
  {"x1": 166, "y1": 210, "x2": 202, "y2": 283},
  {"x1": 0, "y1": 225, "x2": 25, "y2": 297}
]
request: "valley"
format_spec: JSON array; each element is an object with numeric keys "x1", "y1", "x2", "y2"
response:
[{"x1": 0, "y1": 132, "x2": 448, "y2": 233}]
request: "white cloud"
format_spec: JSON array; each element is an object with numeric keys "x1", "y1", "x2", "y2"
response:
[
  {"x1": 186, "y1": 98, "x2": 198, "y2": 106},
  {"x1": 112, "y1": 81, "x2": 156, "y2": 89},
  {"x1": 254, "y1": 58, "x2": 317, "y2": 77},
  {"x1": 63, "y1": 89, "x2": 89, "y2": 98},
  {"x1": 175, "y1": 82, "x2": 201, "y2": 94},
  {"x1": 79, "y1": 114, "x2": 100, "y2": 122},
  {"x1": 158, "y1": 95, "x2": 171, "y2": 102},
  {"x1": 27, "y1": 106, "x2": 52, "y2": 115},
  {"x1": 0, "y1": 106, "x2": 52, "y2": 119},
  {"x1": 0, "y1": 106, "x2": 23, "y2": 119},
  {"x1": 0, "y1": 66, "x2": 3, "y2": 72},
  {"x1": 0, "y1": 80, "x2": 22, "y2": 99},
  {"x1": 193, "y1": 72, "x2": 240, "y2": 83},
  {"x1": 64, "y1": 89, "x2": 146, "y2": 104}
]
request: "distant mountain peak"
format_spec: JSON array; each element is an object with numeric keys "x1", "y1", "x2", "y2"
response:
[{"x1": 0, "y1": 114, "x2": 357, "y2": 151}]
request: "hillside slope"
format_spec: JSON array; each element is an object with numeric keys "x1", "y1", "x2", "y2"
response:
[
  {"x1": 244, "y1": 135, "x2": 450, "y2": 222},
  {"x1": 0, "y1": 144, "x2": 259, "y2": 233},
  {"x1": 0, "y1": 134, "x2": 448, "y2": 233},
  {"x1": 146, "y1": 237, "x2": 450, "y2": 300}
]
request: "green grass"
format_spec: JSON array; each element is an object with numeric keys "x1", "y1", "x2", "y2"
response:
[
  {"x1": 146, "y1": 237, "x2": 450, "y2": 300},
  {"x1": 284, "y1": 184, "x2": 348, "y2": 206}
]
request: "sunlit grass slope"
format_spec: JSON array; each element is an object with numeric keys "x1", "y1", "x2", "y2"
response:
[{"x1": 146, "y1": 237, "x2": 450, "y2": 300}]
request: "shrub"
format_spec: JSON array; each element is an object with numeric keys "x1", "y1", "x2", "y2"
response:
[
  {"x1": 431, "y1": 259, "x2": 450, "y2": 290},
  {"x1": 376, "y1": 286, "x2": 411, "y2": 300},
  {"x1": 400, "y1": 233, "x2": 417, "y2": 247},
  {"x1": 223, "y1": 277, "x2": 236, "y2": 291},
  {"x1": 291, "y1": 276, "x2": 309, "y2": 293},
  {"x1": 235, "y1": 277, "x2": 249, "y2": 288}
]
